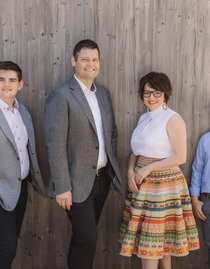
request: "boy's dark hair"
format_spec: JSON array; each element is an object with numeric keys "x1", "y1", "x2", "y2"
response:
[
  {"x1": 0, "y1": 61, "x2": 22, "y2": 82},
  {"x1": 73, "y1": 39, "x2": 100, "y2": 60},
  {"x1": 138, "y1": 72, "x2": 172, "y2": 103}
]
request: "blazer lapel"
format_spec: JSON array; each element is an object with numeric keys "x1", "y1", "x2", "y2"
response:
[
  {"x1": 95, "y1": 89, "x2": 107, "y2": 119},
  {"x1": 18, "y1": 104, "x2": 35, "y2": 149},
  {"x1": 95, "y1": 88, "x2": 110, "y2": 138},
  {"x1": 0, "y1": 110, "x2": 19, "y2": 154},
  {"x1": 69, "y1": 77, "x2": 97, "y2": 134}
]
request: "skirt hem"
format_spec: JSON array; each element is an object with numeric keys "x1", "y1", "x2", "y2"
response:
[{"x1": 119, "y1": 247, "x2": 199, "y2": 259}]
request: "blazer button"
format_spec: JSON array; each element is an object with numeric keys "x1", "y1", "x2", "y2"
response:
[
  {"x1": 17, "y1": 157, "x2": 20, "y2": 161},
  {"x1": 92, "y1": 165, "x2": 96, "y2": 170},
  {"x1": 95, "y1": 146, "x2": 99, "y2": 150}
]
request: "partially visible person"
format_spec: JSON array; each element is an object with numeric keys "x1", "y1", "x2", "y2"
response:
[
  {"x1": 0, "y1": 61, "x2": 45, "y2": 269},
  {"x1": 119, "y1": 72, "x2": 199, "y2": 269},
  {"x1": 45, "y1": 39, "x2": 122, "y2": 269},
  {"x1": 190, "y1": 132, "x2": 210, "y2": 268}
]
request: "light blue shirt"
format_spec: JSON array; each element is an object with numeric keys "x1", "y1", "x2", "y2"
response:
[{"x1": 190, "y1": 132, "x2": 210, "y2": 196}]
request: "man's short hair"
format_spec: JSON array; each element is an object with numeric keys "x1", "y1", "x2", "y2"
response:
[
  {"x1": 73, "y1": 39, "x2": 100, "y2": 60},
  {"x1": 0, "y1": 61, "x2": 22, "y2": 82}
]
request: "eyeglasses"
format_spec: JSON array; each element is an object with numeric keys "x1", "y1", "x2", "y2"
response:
[{"x1": 143, "y1": 90, "x2": 163, "y2": 98}]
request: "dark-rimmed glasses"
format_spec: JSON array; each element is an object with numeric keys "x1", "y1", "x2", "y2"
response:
[{"x1": 143, "y1": 90, "x2": 162, "y2": 98}]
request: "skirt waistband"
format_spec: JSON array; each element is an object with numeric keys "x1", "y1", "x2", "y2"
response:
[{"x1": 136, "y1": 155, "x2": 180, "y2": 174}]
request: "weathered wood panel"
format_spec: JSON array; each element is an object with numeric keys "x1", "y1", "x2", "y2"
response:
[{"x1": 0, "y1": 0, "x2": 209, "y2": 268}]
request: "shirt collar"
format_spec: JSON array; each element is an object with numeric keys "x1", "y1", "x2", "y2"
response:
[
  {"x1": 0, "y1": 98, "x2": 19, "y2": 112},
  {"x1": 147, "y1": 105, "x2": 166, "y2": 120},
  {"x1": 74, "y1": 74, "x2": 97, "y2": 93}
]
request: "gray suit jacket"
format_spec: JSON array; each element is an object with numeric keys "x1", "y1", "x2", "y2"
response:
[
  {"x1": 45, "y1": 76, "x2": 122, "y2": 202},
  {"x1": 0, "y1": 102, "x2": 45, "y2": 211}
]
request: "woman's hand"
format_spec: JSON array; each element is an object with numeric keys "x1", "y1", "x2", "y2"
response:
[
  {"x1": 135, "y1": 166, "x2": 150, "y2": 185},
  {"x1": 127, "y1": 169, "x2": 139, "y2": 192}
]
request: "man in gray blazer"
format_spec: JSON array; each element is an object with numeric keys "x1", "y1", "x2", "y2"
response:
[
  {"x1": 45, "y1": 39, "x2": 122, "y2": 269},
  {"x1": 0, "y1": 61, "x2": 45, "y2": 269}
]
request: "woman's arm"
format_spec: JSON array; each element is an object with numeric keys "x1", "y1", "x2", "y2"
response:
[{"x1": 127, "y1": 153, "x2": 139, "y2": 192}]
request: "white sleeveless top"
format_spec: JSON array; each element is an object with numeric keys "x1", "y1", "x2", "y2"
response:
[{"x1": 131, "y1": 106, "x2": 180, "y2": 158}]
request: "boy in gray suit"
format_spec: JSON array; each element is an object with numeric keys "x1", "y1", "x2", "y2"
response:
[
  {"x1": 45, "y1": 39, "x2": 122, "y2": 269},
  {"x1": 0, "y1": 61, "x2": 45, "y2": 269}
]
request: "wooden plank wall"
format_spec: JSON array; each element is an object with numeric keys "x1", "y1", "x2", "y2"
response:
[{"x1": 0, "y1": 0, "x2": 210, "y2": 268}]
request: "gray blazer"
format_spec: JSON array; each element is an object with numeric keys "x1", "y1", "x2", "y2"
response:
[
  {"x1": 45, "y1": 76, "x2": 122, "y2": 202},
  {"x1": 0, "y1": 102, "x2": 45, "y2": 211}
]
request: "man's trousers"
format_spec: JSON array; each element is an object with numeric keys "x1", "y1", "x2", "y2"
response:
[
  {"x1": 0, "y1": 180, "x2": 28, "y2": 269},
  {"x1": 201, "y1": 193, "x2": 210, "y2": 268},
  {"x1": 66, "y1": 169, "x2": 110, "y2": 269}
]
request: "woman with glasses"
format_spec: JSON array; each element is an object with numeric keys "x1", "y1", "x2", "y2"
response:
[{"x1": 119, "y1": 72, "x2": 199, "y2": 269}]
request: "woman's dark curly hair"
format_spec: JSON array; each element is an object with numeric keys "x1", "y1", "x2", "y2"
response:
[{"x1": 138, "y1": 72, "x2": 172, "y2": 103}]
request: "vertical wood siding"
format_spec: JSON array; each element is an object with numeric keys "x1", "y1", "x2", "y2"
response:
[{"x1": 0, "y1": 0, "x2": 209, "y2": 268}]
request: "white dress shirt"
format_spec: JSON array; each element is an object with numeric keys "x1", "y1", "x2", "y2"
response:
[
  {"x1": 74, "y1": 74, "x2": 107, "y2": 169},
  {"x1": 131, "y1": 106, "x2": 179, "y2": 158},
  {"x1": 0, "y1": 99, "x2": 29, "y2": 179}
]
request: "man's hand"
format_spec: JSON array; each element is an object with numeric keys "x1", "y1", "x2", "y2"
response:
[
  {"x1": 191, "y1": 196, "x2": 206, "y2": 221},
  {"x1": 56, "y1": 191, "x2": 72, "y2": 210}
]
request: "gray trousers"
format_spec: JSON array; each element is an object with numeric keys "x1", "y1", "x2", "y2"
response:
[{"x1": 201, "y1": 194, "x2": 210, "y2": 267}]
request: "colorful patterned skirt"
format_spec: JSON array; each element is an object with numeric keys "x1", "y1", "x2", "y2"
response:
[{"x1": 119, "y1": 156, "x2": 199, "y2": 259}]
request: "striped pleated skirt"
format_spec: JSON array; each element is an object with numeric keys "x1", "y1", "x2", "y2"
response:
[{"x1": 119, "y1": 156, "x2": 199, "y2": 259}]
